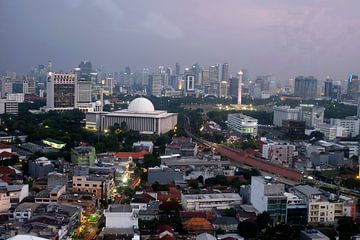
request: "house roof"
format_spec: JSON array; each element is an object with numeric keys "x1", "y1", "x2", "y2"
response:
[
  {"x1": 212, "y1": 217, "x2": 239, "y2": 225},
  {"x1": 196, "y1": 233, "x2": 217, "y2": 240},
  {"x1": 131, "y1": 193, "x2": 156, "y2": 204},
  {"x1": 115, "y1": 150, "x2": 149, "y2": 159},
  {"x1": 0, "y1": 151, "x2": 15, "y2": 158},
  {"x1": 183, "y1": 217, "x2": 213, "y2": 231}
]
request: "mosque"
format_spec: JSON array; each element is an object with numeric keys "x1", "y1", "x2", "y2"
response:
[{"x1": 85, "y1": 97, "x2": 178, "y2": 135}]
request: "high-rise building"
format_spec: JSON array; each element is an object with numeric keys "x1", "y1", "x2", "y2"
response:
[
  {"x1": 46, "y1": 72, "x2": 76, "y2": 110},
  {"x1": 201, "y1": 69, "x2": 210, "y2": 87},
  {"x1": 357, "y1": 97, "x2": 360, "y2": 119},
  {"x1": 175, "y1": 63, "x2": 180, "y2": 77},
  {"x1": 294, "y1": 76, "x2": 318, "y2": 100},
  {"x1": 237, "y1": 70, "x2": 243, "y2": 105},
  {"x1": 228, "y1": 77, "x2": 239, "y2": 99},
  {"x1": 299, "y1": 104, "x2": 325, "y2": 128},
  {"x1": 148, "y1": 74, "x2": 163, "y2": 96},
  {"x1": 219, "y1": 81, "x2": 228, "y2": 98},
  {"x1": 324, "y1": 79, "x2": 341, "y2": 101},
  {"x1": 142, "y1": 68, "x2": 149, "y2": 86},
  {"x1": 78, "y1": 60, "x2": 92, "y2": 81},
  {"x1": 209, "y1": 65, "x2": 220, "y2": 85},
  {"x1": 221, "y1": 63, "x2": 229, "y2": 82},
  {"x1": 347, "y1": 74, "x2": 360, "y2": 99},
  {"x1": 186, "y1": 75, "x2": 195, "y2": 92}
]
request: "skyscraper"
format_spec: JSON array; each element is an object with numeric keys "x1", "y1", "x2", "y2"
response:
[
  {"x1": 221, "y1": 63, "x2": 229, "y2": 82},
  {"x1": 229, "y1": 77, "x2": 239, "y2": 98},
  {"x1": 219, "y1": 81, "x2": 228, "y2": 98},
  {"x1": 175, "y1": 63, "x2": 180, "y2": 77},
  {"x1": 186, "y1": 75, "x2": 195, "y2": 92},
  {"x1": 324, "y1": 79, "x2": 341, "y2": 101},
  {"x1": 294, "y1": 76, "x2": 318, "y2": 100},
  {"x1": 357, "y1": 97, "x2": 360, "y2": 119},
  {"x1": 209, "y1": 65, "x2": 220, "y2": 95}
]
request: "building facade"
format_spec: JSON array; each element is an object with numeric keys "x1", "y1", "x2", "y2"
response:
[
  {"x1": 227, "y1": 114, "x2": 258, "y2": 136},
  {"x1": 273, "y1": 106, "x2": 300, "y2": 127}
]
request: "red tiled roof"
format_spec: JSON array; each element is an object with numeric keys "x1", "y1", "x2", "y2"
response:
[
  {"x1": 183, "y1": 217, "x2": 213, "y2": 232},
  {"x1": 0, "y1": 151, "x2": 15, "y2": 158},
  {"x1": 132, "y1": 193, "x2": 155, "y2": 204},
  {"x1": 0, "y1": 143, "x2": 10, "y2": 149},
  {"x1": 0, "y1": 166, "x2": 16, "y2": 176},
  {"x1": 115, "y1": 150, "x2": 149, "y2": 159},
  {"x1": 157, "y1": 225, "x2": 174, "y2": 234}
]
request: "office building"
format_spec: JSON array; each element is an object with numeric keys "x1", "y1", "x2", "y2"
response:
[
  {"x1": 273, "y1": 105, "x2": 300, "y2": 127},
  {"x1": 181, "y1": 192, "x2": 242, "y2": 211},
  {"x1": 330, "y1": 117, "x2": 360, "y2": 138},
  {"x1": 93, "y1": 97, "x2": 177, "y2": 134},
  {"x1": 0, "y1": 99, "x2": 18, "y2": 114},
  {"x1": 227, "y1": 113, "x2": 258, "y2": 136},
  {"x1": 357, "y1": 97, "x2": 360, "y2": 119},
  {"x1": 250, "y1": 176, "x2": 287, "y2": 223},
  {"x1": 149, "y1": 74, "x2": 163, "y2": 96},
  {"x1": 315, "y1": 123, "x2": 345, "y2": 140},
  {"x1": 201, "y1": 69, "x2": 210, "y2": 88},
  {"x1": 229, "y1": 77, "x2": 239, "y2": 99},
  {"x1": 175, "y1": 62, "x2": 180, "y2": 76},
  {"x1": 294, "y1": 76, "x2": 318, "y2": 100},
  {"x1": 78, "y1": 60, "x2": 92, "y2": 80},
  {"x1": 221, "y1": 63, "x2": 229, "y2": 81},
  {"x1": 46, "y1": 72, "x2": 76, "y2": 110},
  {"x1": 299, "y1": 104, "x2": 325, "y2": 128}
]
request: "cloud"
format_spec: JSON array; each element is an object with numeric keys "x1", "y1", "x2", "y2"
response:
[{"x1": 143, "y1": 12, "x2": 184, "y2": 40}]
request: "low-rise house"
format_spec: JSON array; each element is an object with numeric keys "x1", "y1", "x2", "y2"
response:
[
  {"x1": 0, "y1": 181, "x2": 29, "y2": 204},
  {"x1": 35, "y1": 185, "x2": 66, "y2": 204},
  {"x1": 130, "y1": 193, "x2": 156, "y2": 212},
  {"x1": 183, "y1": 217, "x2": 213, "y2": 234},
  {"x1": 212, "y1": 217, "x2": 239, "y2": 232},
  {"x1": 165, "y1": 137, "x2": 198, "y2": 157},
  {"x1": 148, "y1": 166, "x2": 183, "y2": 185},
  {"x1": 12, "y1": 202, "x2": 41, "y2": 221}
]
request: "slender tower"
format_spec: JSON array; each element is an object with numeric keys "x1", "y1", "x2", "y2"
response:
[{"x1": 237, "y1": 70, "x2": 243, "y2": 105}]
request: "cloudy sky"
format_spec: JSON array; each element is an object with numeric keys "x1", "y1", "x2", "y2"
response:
[{"x1": 1, "y1": 0, "x2": 360, "y2": 81}]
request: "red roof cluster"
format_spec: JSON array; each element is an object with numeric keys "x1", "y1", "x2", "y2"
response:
[{"x1": 115, "y1": 150, "x2": 149, "y2": 159}]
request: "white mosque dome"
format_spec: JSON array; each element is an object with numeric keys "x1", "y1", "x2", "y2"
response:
[{"x1": 128, "y1": 97, "x2": 155, "y2": 112}]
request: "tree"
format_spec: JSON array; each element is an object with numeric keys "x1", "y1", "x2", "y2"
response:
[
  {"x1": 337, "y1": 217, "x2": 360, "y2": 239},
  {"x1": 309, "y1": 131, "x2": 324, "y2": 141},
  {"x1": 256, "y1": 211, "x2": 272, "y2": 230},
  {"x1": 143, "y1": 154, "x2": 161, "y2": 168},
  {"x1": 237, "y1": 220, "x2": 258, "y2": 239}
]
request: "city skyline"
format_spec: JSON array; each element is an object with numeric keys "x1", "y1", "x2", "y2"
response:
[{"x1": 1, "y1": 1, "x2": 360, "y2": 81}]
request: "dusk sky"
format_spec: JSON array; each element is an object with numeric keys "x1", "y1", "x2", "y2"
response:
[{"x1": 1, "y1": 0, "x2": 360, "y2": 81}]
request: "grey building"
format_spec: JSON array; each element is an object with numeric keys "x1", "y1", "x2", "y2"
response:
[
  {"x1": 47, "y1": 172, "x2": 68, "y2": 190},
  {"x1": 147, "y1": 166, "x2": 183, "y2": 185}
]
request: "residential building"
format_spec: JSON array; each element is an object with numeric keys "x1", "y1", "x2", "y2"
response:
[
  {"x1": 262, "y1": 142, "x2": 296, "y2": 168},
  {"x1": 91, "y1": 97, "x2": 177, "y2": 135},
  {"x1": 250, "y1": 176, "x2": 287, "y2": 223},
  {"x1": 291, "y1": 185, "x2": 355, "y2": 224},
  {"x1": 294, "y1": 76, "x2": 318, "y2": 100},
  {"x1": 273, "y1": 105, "x2": 300, "y2": 127},
  {"x1": 72, "y1": 174, "x2": 113, "y2": 202},
  {"x1": 35, "y1": 185, "x2": 66, "y2": 204},
  {"x1": 104, "y1": 205, "x2": 138, "y2": 229},
  {"x1": 58, "y1": 192, "x2": 97, "y2": 216},
  {"x1": 227, "y1": 114, "x2": 258, "y2": 136},
  {"x1": 71, "y1": 145, "x2": 96, "y2": 166},
  {"x1": 47, "y1": 172, "x2": 67, "y2": 190},
  {"x1": 330, "y1": 117, "x2": 360, "y2": 138},
  {"x1": 181, "y1": 192, "x2": 242, "y2": 211},
  {"x1": 307, "y1": 141, "x2": 350, "y2": 168}
]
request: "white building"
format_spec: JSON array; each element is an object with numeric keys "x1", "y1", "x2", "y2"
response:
[
  {"x1": 104, "y1": 205, "x2": 138, "y2": 229},
  {"x1": 273, "y1": 106, "x2": 300, "y2": 127},
  {"x1": 299, "y1": 104, "x2": 325, "y2": 128},
  {"x1": 227, "y1": 114, "x2": 258, "y2": 137},
  {"x1": 339, "y1": 141, "x2": 359, "y2": 158},
  {"x1": 0, "y1": 99, "x2": 18, "y2": 114},
  {"x1": 6, "y1": 93, "x2": 24, "y2": 103},
  {"x1": 250, "y1": 176, "x2": 287, "y2": 223},
  {"x1": 316, "y1": 123, "x2": 345, "y2": 140},
  {"x1": 87, "y1": 97, "x2": 178, "y2": 135},
  {"x1": 330, "y1": 117, "x2": 360, "y2": 138},
  {"x1": 181, "y1": 193, "x2": 242, "y2": 211}
]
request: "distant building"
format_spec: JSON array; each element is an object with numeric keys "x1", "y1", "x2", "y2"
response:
[
  {"x1": 315, "y1": 123, "x2": 345, "y2": 140},
  {"x1": 294, "y1": 76, "x2": 318, "y2": 100},
  {"x1": 71, "y1": 145, "x2": 96, "y2": 166},
  {"x1": 227, "y1": 114, "x2": 258, "y2": 136},
  {"x1": 46, "y1": 73, "x2": 76, "y2": 110},
  {"x1": 165, "y1": 137, "x2": 198, "y2": 157},
  {"x1": 324, "y1": 80, "x2": 341, "y2": 101},
  {"x1": 282, "y1": 120, "x2": 305, "y2": 139},
  {"x1": 262, "y1": 142, "x2": 296, "y2": 168},
  {"x1": 149, "y1": 74, "x2": 164, "y2": 96},
  {"x1": 132, "y1": 141, "x2": 154, "y2": 153},
  {"x1": 0, "y1": 99, "x2": 18, "y2": 114},
  {"x1": 219, "y1": 81, "x2": 228, "y2": 98},
  {"x1": 250, "y1": 176, "x2": 287, "y2": 223},
  {"x1": 347, "y1": 75, "x2": 360, "y2": 100},
  {"x1": 273, "y1": 105, "x2": 300, "y2": 127}
]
